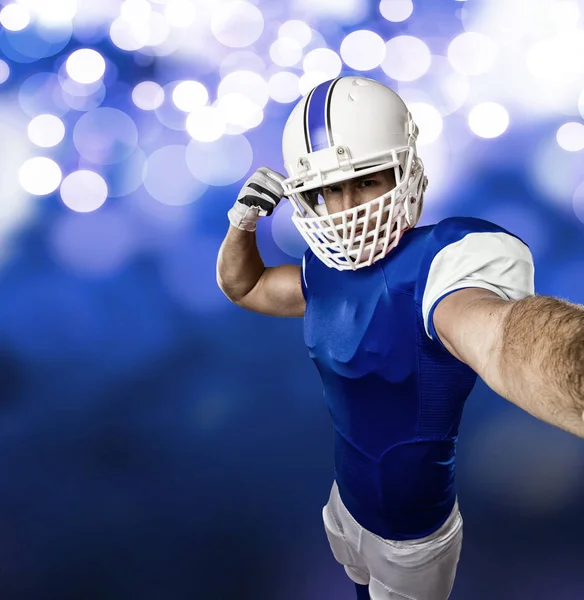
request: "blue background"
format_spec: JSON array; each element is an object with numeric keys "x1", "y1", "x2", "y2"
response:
[{"x1": 0, "y1": 0, "x2": 584, "y2": 598}]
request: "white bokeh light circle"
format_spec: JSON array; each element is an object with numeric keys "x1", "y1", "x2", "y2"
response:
[
  {"x1": 0, "y1": 3, "x2": 30, "y2": 31},
  {"x1": 164, "y1": 0, "x2": 197, "y2": 28},
  {"x1": 66, "y1": 49, "x2": 106, "y2": 84},
  {"x1": 61, "y1": 170, "x2": 108, "y2": 213},
  {"x1": 186, "y1": 135, "x2": 253, "y2": 186},
  {"x1": 211, "y1": 1, "x2": 264, "y2": 48},
  {"x1": 279, "y1": 20, "x2": 312, "y2": 48},
  {"x1": 218, "y1": 70, "x2": 270, "y2": 109},
  {"x1": 579, "y1": 90, "x2": 584, "y2": 119},
  {"x1": 381, "y1": 36, "x2": 431, "y2": 82},
  {"x1": 468, "y1": 102, "x2": 510, "y2": 139},
  {"x1": 447, "y1": 32, "x2": 497, "y2": 76},
  {"x1": 186, "y1": 107, "x2": 226, "y2": 142},
  {"x1": 527, "y1": 32, "x2": 584, "y2": 83},
  {"x1": 408, "y1": 103, "x2": 443, "y2": 146},
  {"x1": 19, "y1": 157, "x2": 62, "y2": 196},
  {"x1": 557, "y1": 122, "x2": 584, "y2": 152},
  {"x1": 216, "y1": 93, "x2": 263, "y2": 134},
  {"x1": 340, "y1": 30, "x2": 386, "y2": 71},
  {"x1": 268, "y1": 72, "x2": 301, "y2": 103},
  {"x1": 0, "y1": 60, "x2": 9, "y2": 85},
  {"x1": 144, "y1": 145, "x2": 208, "y2": 206},
  {"x1": 109, "y1": 17, "x2": 148, "y2": 52},
  {"x1": 172, "y1": 81, "x2": 209, "y2": 113},
  {"x1": 303, "y1": 48, "x2": 342, "y2": 80},
  {"x1": 379, "y1": 0, "x2": 413, "y2": 22},
  {"x1": 120, "y1": 0, "x2": 151, "y2": 21},
  {"x1": 132, "y1": 81, "x2": 165, "y2": 111},
  {"x1": 270, "y1": 37, "x2": 303, "y2": 67},
  {"x1": 28, "y1": 114, "x2": 66, "y2": 148}
]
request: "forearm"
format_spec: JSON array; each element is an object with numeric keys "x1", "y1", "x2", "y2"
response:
[
  {"x1": 487, "y1": 295, "x2": 584, "y2": 437},
  {"x1": 216, "y1": 225, "x2": 265, "y2": 302}
]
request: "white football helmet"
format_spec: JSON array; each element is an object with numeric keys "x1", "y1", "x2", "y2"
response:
[{"x1": 281, "y1": 76, "x2": 428, "y2": 271}]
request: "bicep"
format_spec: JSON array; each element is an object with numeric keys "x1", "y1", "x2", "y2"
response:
[
  {"x1": 432, "y1": 288, "x2": 513, "y2": 372},
  {"x1": 237, "y1": 264, "x2": 305, "y2": 317}
]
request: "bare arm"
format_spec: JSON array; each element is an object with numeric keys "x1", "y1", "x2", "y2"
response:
[
  {"x1": 216, "y1": 225, "x2": 305, "y2": 317},
  {"x1": 434, "y1": 288, "x2": 584, "y2": 438}
]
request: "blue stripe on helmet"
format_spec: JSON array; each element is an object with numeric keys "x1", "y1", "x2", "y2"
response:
[{"x1": 307, "y1": 79, "x2": 336, "y2": 152}]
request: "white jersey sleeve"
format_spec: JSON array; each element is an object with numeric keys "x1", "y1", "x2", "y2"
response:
[{"x1": 422, "y1": 231, "x2": 535, "y2": 339}]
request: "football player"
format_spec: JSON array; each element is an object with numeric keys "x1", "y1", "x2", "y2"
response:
[{"x1": 216, "y1": 76, "x2": 584, "y2": 600}]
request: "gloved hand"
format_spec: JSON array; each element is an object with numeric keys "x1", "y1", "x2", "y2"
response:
[{"x1": 228, "y1": 167, "x2": 287, "y2": 232}]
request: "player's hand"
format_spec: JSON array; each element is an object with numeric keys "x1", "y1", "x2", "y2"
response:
[{"x1": 228, "y1": 167, "x2": 286, "y2": 232}]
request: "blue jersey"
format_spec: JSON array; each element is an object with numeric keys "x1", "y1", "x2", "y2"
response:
[{"x1": 301, "y1": 217, "x2": 534, "y2": 541}]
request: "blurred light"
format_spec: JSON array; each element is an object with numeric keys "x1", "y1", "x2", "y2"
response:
[
  {"x1": 164, "y1": 0, "x2": 197, "y2": 28},
  {"x1": 61, "y1": 81, "x2": 106, "y2": 111},
  {"x1": 379, "y1": 0, "x2": 413, "y2": 22},
  {"x1": 100, "y1": 148, "x2": 146, "y2": 198},
  {"x1": 211, "y1": 1, "x2": 264, "y2": 48},
  {"x1": 66, "y1": 49, "x2": 106, "y2": 84},
  {"x1": 549, "y1": 1, "x2": 580, "y2": 31},
  {"x1": 50, "y1": 210, "x2": 136, "y2": 276},
  {"x1": 556, "y1": 122, "x2": 584, "y2": 152},
  {"x1": 143, "y1": 145, "x2": 208, "y2": 206},
  {"x1": 110, "y1": 17, "x2": 148, "y2": 51},
  {"x1": 0, "y1": 60, "x2": 10, "y2": 85},
  {"x1": 28, "y1": 114, "x2": 65, "y2": 148},
  {"x1": 468, "y1": 102, "x2": 509, "y2": 138},
  {"x1": 268, "y1": 72, "x2": 301, "y2": 104},
  {"x1": 447, "y1": 32, "x2": 497, "y2": 76},
  {"x1": 278, "y1": 20, "x2": 312, "y2": 48},
  {"x1": 19, "y1": 157, "x2": 62, "y2": 196},
  {"x1": 533, "y1": 135, "x2": 583, "y2": 207},
  {"x1": 408, "y1": 103, "x2": 443, "y2": 145},
  {"x1": 270, "y1": 38, "x2": 303, "y2": 68},
  {"x1": 215, "y1": 93, "x2": 263, "y2": 133},
  {"x1": 186, "y1": 135, "x2": 253, "y2": 186},
  {"x1": 292, "y1": 0, "x2": 367, "y2": 24},
  {"x1": 573, "y1": 180, "x2": 584, "y2": 225},
  {"x1": 218, "y1": 70, "x2": 270, "y2": 109},
  {"x1": 18, "y1": 72, "x2": 69, "y2": 117},
  {"x1": 381, "y1": 36, "x2": 431, "y2": 82},
  {"x1": 271, "y1": 201, "x2": 307, "y2": 259},
  {"x1": 172, "y1": 81, "x2": 209, "y2": 112},
  {"x1": 303, "y1": 48, "x2": 342, "y2": 80},
  {"x1": 73, "y1": 108, "x2": 139, "y2": 165},
  {"x1": 299, "y1": 71, "x2": 331, "y2": 96},
  {"x1": 1, "y1": 19, "x2": 73, "y2": 62},
  {"x1": 132, "y1": 81, "x2": 165, "y2": 111},
  {"x1": 580, "y1": 90, "x2": 584, "y2": 119},
  {"x1": 60, "y1": 170, "x2": 108, "y2": 212},
  {"x1": 20, "y1": 0, "x2": 77, "y2": 26},
  {"x1": 340, "y1": 30, "x2": 386, "y2": 71},
  {"x1": 220, "y1": 51, "x2": 266, "y2": 77},
  {"x1": 526, "y1": 32, "x2": 584, "y2": 83},
  {"x1": 0, "y1": 3, "x2": 30, "y2": 31},
  {"x1": 144, "y1": 12, "x2": 171, "y2": 47},
  {"x1": 186, "y1": 107, "x2": 226, "y2": 142},
  {"x1": 120, "y1": 0, "x2": 151, "y2": 21}
]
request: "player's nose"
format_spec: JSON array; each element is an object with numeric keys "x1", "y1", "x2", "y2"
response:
[{"x1": 341, "y1": 186, "x2": 359, "y2": 211}]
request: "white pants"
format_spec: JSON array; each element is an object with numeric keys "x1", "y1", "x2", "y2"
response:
[{"x1": 322, "y1": 482, "x2": 463, "y2": 600}]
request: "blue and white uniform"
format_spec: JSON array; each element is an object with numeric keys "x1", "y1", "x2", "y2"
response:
[{"x1": 301, "y1": 217, "x2": 534, "y2": 597}]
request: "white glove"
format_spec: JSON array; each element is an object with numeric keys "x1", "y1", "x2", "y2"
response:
[{"x1": 228, "y1": 167, "x2": 286, "y2": 232}]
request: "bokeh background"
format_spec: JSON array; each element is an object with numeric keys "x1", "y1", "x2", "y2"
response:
[{"x1": 0, "y1": 0, "x2": 583, "y2": 598}]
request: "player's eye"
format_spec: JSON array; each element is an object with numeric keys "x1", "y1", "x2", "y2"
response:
[
  {"x1": 358, "y1": 179, "x2": 377, "y2": 188},
  {"x1": 323, "y1": 186, "x2": 341, "y2": 194}
]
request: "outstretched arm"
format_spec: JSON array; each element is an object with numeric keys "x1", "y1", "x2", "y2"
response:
[{"x1": 434, "y1": 288, "x2": 584, "y2": 438}]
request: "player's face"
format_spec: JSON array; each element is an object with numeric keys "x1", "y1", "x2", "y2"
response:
[
  {"x1": 318, "y1": 169, "x2": 397, "y2": 234},
  {"x1": 320, "y1": 169, "x2": 397, "y2": 214}
]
